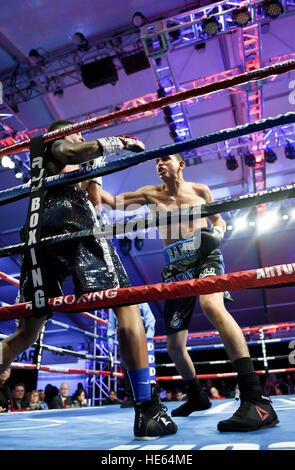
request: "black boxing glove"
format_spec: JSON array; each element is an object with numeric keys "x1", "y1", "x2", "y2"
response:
[
  {"x1": 199, "y1": 227, "x2": 224, "y2": 257},
  {"x1": 97, "y1": 135, "x2": 145, "y2": 156}
]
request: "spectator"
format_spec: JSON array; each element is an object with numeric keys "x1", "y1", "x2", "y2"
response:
[
  {"x1": 218, "y1": 379, "x2": 233, "y2": 398},
  {"x1": 38, "y1": 390, "x2": 48, "y2": 409},
  {"x1": 159, "y1": 387, "x2": 167, "y2": 401},
  {"x1": 286, "y1": 374, "x2": 295, "y2": 395},
  {"x1": 0, "y1": 368, "x2": 11, "y2": 412},
  {"x1": 27, "y1": 390, "x2": 47, "y2": 410},
  {"x1": 44, "y1": 384, "x2": 59, "y2": 405},
  {"x1": 11, "y1": 383, "x2": 28, "y2": 411},
  {"x1": 275, "y1": 383, "x2": 288, "y2": 395},
  {"x1": 263, "y1": 375, "x2": 276, "y2": 396},
  {"x1": 73, "y1": 389, "x2": 88, "y2": 408},
  {"x1": 104, "y1": 390, "x2": 122, "y2": 405},
  {"x1": 49, "y1": 383, "x2": 73, "y2": 409},
  {"x1": 175, "y1": 390, "x2": 184, "y2": 401},
  {"x1": 209, "y1": 387, "x2": 225, "y2": 400},
  {"x1": 165, "y1": 390, "x2": 174, "y2": 401}
]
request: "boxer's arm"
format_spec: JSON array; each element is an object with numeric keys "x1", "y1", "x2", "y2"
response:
[
  {"x1": 198, "y1": 184, "x2": 226, "y2": 236},
  {"x1": 101, "y1": 186, "x2": 151, "y2": 210},
  {"x1": 51, "y1": 139, "x2": 101, "y2": 165}
]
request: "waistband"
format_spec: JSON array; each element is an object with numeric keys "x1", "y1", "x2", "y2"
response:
[
  {"x1": 45, "y1": 185, "x2": 86, "y2": 200},
  {"x1": 164, "y1": 237, "x2": 201, "y2": 266}
]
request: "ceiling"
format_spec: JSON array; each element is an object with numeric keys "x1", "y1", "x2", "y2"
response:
[{"x1": 0, "y1": 0, "x2": 295, "y2": 339}]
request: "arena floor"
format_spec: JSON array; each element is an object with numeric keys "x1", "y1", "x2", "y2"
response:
[{"x1": 1, "y1": 396, "x2": 294, "y2": 451}]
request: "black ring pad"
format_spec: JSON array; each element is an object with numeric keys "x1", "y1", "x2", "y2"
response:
[{"x1": 23, "y1": 135, "x2": 52, "y2": 318}]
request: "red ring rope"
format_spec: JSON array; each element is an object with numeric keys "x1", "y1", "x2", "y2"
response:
[
  {"x1": 154, "y1": 322, "x2": 295, "y2": 341},
  {"x1": 0, "y1": 59, "x2": 294, "y2": 158},
  {"x1": 1, "y1": 262, "x2": 295, "y2": 321},
  {"x1": 10, "y1": 362, "x2": 123, "y2": 378},
  {"x1": 157, "y1": 368, "x2": 295, "y2": 381}
]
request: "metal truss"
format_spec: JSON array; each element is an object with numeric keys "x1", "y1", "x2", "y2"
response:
[
  {"x1": 85, "y1": 309, "x2": 115, "y2": 406},
  {"x1": 140, "y1": 0, "x2": 295, "y2": 56}
]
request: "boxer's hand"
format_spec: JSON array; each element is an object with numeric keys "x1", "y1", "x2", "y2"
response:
[
  {"x1": 199, "y1": 227, "x2": 222, "y2": 257},
  {"x1": 97, "y1": 135, "x2": 145, "y2": 156}
]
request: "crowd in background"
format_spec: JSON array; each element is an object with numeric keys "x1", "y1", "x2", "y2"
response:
[{"x1": 1, "y1": 368, "x2": 295, "y2": 412}]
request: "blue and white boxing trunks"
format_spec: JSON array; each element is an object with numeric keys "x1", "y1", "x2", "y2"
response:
[{"x1": 161, "y1": 237, "x2": 233, "y2": 335}]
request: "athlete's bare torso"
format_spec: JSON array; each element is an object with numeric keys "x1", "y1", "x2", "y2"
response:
[{"x1": 140, "y1": 182, "x2": 209, "y2": 246}]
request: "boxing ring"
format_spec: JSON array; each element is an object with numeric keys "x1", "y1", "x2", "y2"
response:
[
  {"x1": 1, "y1": 59, "x2": 295, "y2": 452},
  {"x1": 0, "y1": 397, "x2": 294, "y2": 450}
]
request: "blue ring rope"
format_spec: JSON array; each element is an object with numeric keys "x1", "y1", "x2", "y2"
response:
[{"x1": 1, "y1": 111, "x2": 295, "y2": 206}]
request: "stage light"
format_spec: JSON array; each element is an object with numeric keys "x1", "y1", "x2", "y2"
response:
[
  {"x1": 119, "y1": 237, "x2": 132, "y2": 256},
  {"x1": 264, "y1": 147, "x2": 277, "y2": 163},
  {"x1": 227, "y1": 224, "x2": 233, "y2": 231},
  {"x1": 232, "y1": 7, "x2": 251, "y2": 26},
  {"x1": 244, "y1": 151, "x2": 256, "y2": 167},
  {"x1": 285, "y1": 141, "x2": 295, "y2": 160},
  {"x1": 201, "y1": 17, "x2": 222, "y2": 36},
  {"x1": 263, "y1": 0, "x2": 284, "y2": 18},
  {"x1": 132, "y1": 12, "x2": 146, "y2": 27},
  {"x1": 234, "y1": 217, "x2": 248, "y2": 232},
  {"x1": 1, "y1": 156, "x2": 13, "y2": 168},
  {"x1": 257, "y1": 210, "x2": 279, "y2": 232},
  {"x1": 226, "y1": 153, "x2": 238, "y2": 171}
]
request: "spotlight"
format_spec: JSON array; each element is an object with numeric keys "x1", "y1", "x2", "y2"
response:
[
  {"x1": 134, "y1": 237, "x2": 144, "y2": 251},
  {"x1": 119, "y1": 237, "x2": 132, "y2": 256},
  {"x1": 264, "y1": 147, "x2": 277, "y2": 163},
  {"x1": 248, "y1": 208, "x2": 257, "y2": 227},
  {"x1": 285, "y1": 141, "x2": 295, "y2": 160},
  {"x1": 227, "y1": 224, "x2": 233, "y2": 231},
  {"x1": 132, "y1": 12, "x2": 146, "y2": 27},
  {"x1": 232, "y1": 7, "x2": 251, "y2": 26},
  {"x1": 72, "y1": 32, "x2": 89, "y2": 51},
  {"x1": 201, "y1": 17, "x2": 222, "y2": 36},
  {"x1": 279, "y1": 205, "x2": 289, "y2": 221},
  {"x1": 226, "y1": 153, "x2": 239, "y2": 171},
  {"x1": 1, "y1": 156, "x2": 13, "y2": 168},
  {"x1": 263, "y1": 0, "x2": 284, "y2": 18},
  {"x1": 244, "y1": 151, "x2": 256, "y2": 167},
  {"x1": 234, "y1": 217, "x2": 248, "y2": 232},
  {"x1": 257, "y1": 210, "x2": 279, "y2": 232}
]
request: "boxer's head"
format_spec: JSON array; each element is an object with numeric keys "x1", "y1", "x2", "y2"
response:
[{"x1": 156, "y1": 153, "x2": 185, "y2": 181}]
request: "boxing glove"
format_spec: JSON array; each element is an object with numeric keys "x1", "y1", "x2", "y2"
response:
[
  {"x1": 97, "y1": 135, "x2": 145, "y2": 156},
  {"x1": 199, "y1": 227, "x2": 223, "y2": 257}
]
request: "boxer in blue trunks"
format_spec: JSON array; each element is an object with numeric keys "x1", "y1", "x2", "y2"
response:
[{"x1": 100, "y1": 152, "x2": 278, "y2": 432}]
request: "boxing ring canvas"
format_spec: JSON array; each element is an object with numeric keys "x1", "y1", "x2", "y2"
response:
[{"x1": 0, "y1": 397, "x2": 294, "y2": 450}]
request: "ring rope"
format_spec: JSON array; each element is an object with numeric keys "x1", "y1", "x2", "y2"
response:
[
  {"x1": 10, "y1": 362, "x2": 123, "y2": 378},
  {"x1": 48, "y1": 318, "x2": 105, "y2": 340},
  {"x1": 156, "y1": 355, "x2": 290, "y2": 368},
  {"x1": 1, "y1": 59, "x2": 294, "y2": 158},
  {"x1": 157, "y1": 368, "x2": 295, "y2": 381},
  {"x1": 155, "y1": 336, "x2": 295, "y2": 353},
  {"x1": 0, "y1": 271, "x2": 109, "y2": 325},
  {"x1": 0, "y1": 262, "x2": 294, "y2": 321},
  {"x1": 9, "y1": 362, "x2": 295, "y2": 381},
  {"x1": 1, "y1": 179, "x2": 295, "y2": 258},
  {"x1": 1, "y1": 111, "x2": 295, "y2": 207},
  {"x1": 154, "y1": 322, "x2": 295, "y2": 341},
  {"x1": 0, "y1": 332, "x2": 116, "y2": 363}
]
